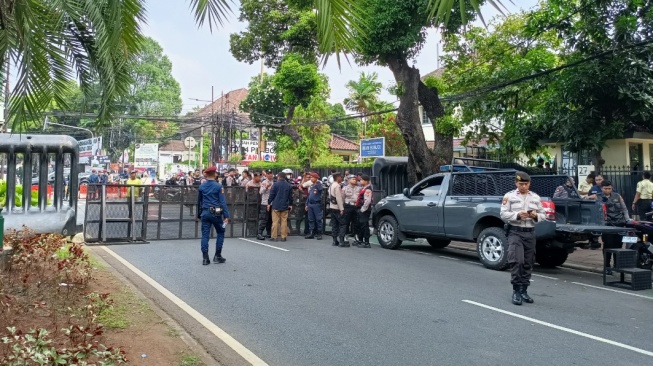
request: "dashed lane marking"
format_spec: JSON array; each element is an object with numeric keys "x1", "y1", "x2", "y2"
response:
[
  {"x1": 238, "y1": 238, "x2": 290, "y2": 252},
  {"x1": 100, "y1": 246, "x2": 269, "y2": 366},
  {"x1": 571, "y1": 282, "x2": 653, "y2": 300},
  {"x1": 439, "y1": 255, "x2": 461, "y2": 261},
  {"x1": 463, "y1": 300, "x2": 653, "y2": 357}
]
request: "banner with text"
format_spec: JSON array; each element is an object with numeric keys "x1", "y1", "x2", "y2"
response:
[
  {"x1": 134, "y1": 143, "x2": 159, "y2": 167},
  {"x1": 79, "y1": 137, "x2": 103, "y2": 165},
  {"x1": 360, "y1": 137, "x2": 385, "y2": 158},
  {"x1": 230, "y1": 140, "x2": 277, "y2": 162}
]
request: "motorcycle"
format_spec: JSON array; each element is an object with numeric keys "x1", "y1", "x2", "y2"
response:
[{"x1": 623, "y1": 211, "x2": 653, "y2": 270}]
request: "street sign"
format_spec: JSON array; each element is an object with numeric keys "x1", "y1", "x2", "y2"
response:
[
  {"x1": 184, "y1": 137, "x2": 197, "y2": 149},
  {"x1": 577, "y1": 165, "x2": 595, "y2": 177},
  {"x1": 360, "y1": 137, "x2": 385, "y2": 158}
]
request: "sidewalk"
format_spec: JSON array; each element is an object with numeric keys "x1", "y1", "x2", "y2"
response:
[{"x1": 447, "y1": 241, "x2": 604, "y2": 273}]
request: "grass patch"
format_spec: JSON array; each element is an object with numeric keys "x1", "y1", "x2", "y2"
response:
[
  {"x1": 180, "y1": 354, "x2": 203, "y2": 366},
  {"x1": 167, "y1": 327, "x2": 181, "y2": 338}
]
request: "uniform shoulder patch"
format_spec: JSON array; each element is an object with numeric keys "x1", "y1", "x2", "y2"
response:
[{"x1": 502, "y1": 197, "x2": 508, "y2": 205}]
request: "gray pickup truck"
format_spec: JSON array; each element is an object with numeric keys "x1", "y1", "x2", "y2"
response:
[{"x1": 372, "y1": 170, "x2": 629, "y2": 270}]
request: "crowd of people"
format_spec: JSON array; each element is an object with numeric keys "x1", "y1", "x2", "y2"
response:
[{"x1": 194, "y1": 166, "x2": 374, "y2": 265}]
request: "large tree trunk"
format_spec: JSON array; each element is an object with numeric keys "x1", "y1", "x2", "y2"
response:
[
  {"x1": 282, "y1": 104, "x2": 302, "y2": 142},
  {"x1": 386, "y1": 57, "x2": 436, "y2": 184},
  {"x1": 417, "y1": 80, "x2": 452, "y2": 168},
  {"x1": 590, "y1": 148, "x2": 605, "y2": 173}
]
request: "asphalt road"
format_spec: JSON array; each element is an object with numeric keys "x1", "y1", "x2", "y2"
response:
[{"x1": 97, "y1": 235, "x2": 653, "y2": 366}]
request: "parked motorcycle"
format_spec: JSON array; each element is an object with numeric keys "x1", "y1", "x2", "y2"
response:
[{"x1": 623, "y1": 211, "x2": 653, "y2": 270}]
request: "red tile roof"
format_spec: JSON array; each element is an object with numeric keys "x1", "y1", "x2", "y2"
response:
[
  {"x1": 159, "y1": 140, "x2": 186, "y2": 152},
  {"x1": 194, "y1": 88, "x2": 250, "y2": 118},
  {"x1": 330, "y1": 134, "x2": 359, "y2": 151}
]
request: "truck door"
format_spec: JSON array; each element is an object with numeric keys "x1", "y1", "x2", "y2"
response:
[{"x1": 403, "y1": 176, "x2": 444, "y2": 234}]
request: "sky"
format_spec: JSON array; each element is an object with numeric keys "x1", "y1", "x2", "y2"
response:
[{"x1": 141, "y1": 0, "x2": 540, "y2": 114}]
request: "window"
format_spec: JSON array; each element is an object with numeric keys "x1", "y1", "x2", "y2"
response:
[
  {"x1": 413, "y1": 176, "x2": 444, "y2": 196},
  {"x1": 420, "y1": 106, "x2": 431, "y2": 125}
]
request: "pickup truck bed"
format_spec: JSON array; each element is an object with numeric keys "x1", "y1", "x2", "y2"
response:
[{"x1": 372, "y1": 171, "x2": 630, "y2": 270}]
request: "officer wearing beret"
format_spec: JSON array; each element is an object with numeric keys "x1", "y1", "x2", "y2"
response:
[
  {"x1": 304, "y1": 172, "x2": 324, "y2": 240},
  {"x1": 500, "y1": 171, "x2": 547, "y2": 305},
  {"x1": 197, "y1": 166, "x2": 230, "y2": 265}
]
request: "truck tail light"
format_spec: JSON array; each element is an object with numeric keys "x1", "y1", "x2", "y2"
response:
[{"x1": 542, "y1": 200, "x2": 556, "y2": 221}]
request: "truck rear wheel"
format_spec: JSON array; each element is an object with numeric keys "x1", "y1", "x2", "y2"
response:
[
  {"x1": 376, "y1": 215, "x2": 402, "y2": 250},
  {"x1": 477, "y1": 227, "x2": 509, "y2": 271},
  {"x1": 536, "y1": 247, "x2": 569, "y2": 268},
  {"x1": 427, "y1": 238, "x2": 451, "y2": 248}
]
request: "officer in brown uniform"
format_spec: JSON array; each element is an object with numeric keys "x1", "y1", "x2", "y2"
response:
[{"x1": 500, "y1": 171, "x2": 547, "y2": 306}]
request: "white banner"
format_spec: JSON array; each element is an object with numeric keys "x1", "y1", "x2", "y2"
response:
[
  {"x1": 79, "y1": 137, "x2": 102, "y2": 165},
  {"x1": 134, "y1": 143, "x2": 159, "y2": 167},
  {"x1": 230, "y1": 140, "x2": 276, "y2": 162}
]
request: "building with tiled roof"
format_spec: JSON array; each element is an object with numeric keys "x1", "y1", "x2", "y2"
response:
[
  {"x1": 329, "y1": 134, "x2": 359, "y2": 163},
  {"x1": 194, "y1": 88, "x2": 249, "y2": 118}
]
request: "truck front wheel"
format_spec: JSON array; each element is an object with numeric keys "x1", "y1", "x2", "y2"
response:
[
  {"x1": 477, "y1": 227, "x2": 509, "y2": 270},
  {"x1": 376, "y1": 215, "x2": 402, "y2": 250},
  {"x1": 536, "y1": 247, "x2": 569, "y2": 268}
]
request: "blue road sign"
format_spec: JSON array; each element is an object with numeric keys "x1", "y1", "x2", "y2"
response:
[{"x1": 360, "y1": 137, "x2": 385, "y2": 158}]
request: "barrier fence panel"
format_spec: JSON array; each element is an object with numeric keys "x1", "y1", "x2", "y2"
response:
[
  {"x1": 0, "y1": 134, "x2": 80, "y2": 235},
  {"x1": 84, "y1": 182, "x2": 383, "y2": 243}
]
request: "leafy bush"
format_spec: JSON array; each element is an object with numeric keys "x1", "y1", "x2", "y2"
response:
[{"x1": 0, "y1": 181, "x2": 45, "y2": 208}]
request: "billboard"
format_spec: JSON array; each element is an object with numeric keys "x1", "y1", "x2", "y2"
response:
[
  {"x1": 79, "y1": 137, "x2": 103, "y2": 165},
  {"x1": 231, "y1": 140, "x2": 276, "y2": 162},
  {"x1": 134, "y1": 143, "x2": 159, "y2": 167}
]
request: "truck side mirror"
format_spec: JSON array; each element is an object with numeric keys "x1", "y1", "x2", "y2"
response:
[{"x1": 403, "y1": 188, "x2": 411, "y2": 198}]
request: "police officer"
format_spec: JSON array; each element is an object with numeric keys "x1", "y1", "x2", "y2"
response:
[
  {"x1": 355, "y1": 174, "x2": 373, "y2": 248},
  {"x1": 328, "y1": 172, "x2": 346, "y2": 247},
  {"x1": 305, "y1": 172, "x2": 324, "y2": 240},
  {"x1": 197, "y1": 166, "x2": 230, "y2": 265},
  {"x1": 342, "y1": 174, "x2": 361, "y2": 241},
  {"x1": 598, "y1": 180, "x2": 631, "y2": 275},
  {"x1": 500, "y1": 172, "x2": 547, "y2": 305}
]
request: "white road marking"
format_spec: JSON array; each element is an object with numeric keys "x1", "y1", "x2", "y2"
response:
[
  {"x1": 439, "y1": 255, "x2": 461, "y2": 261},
  {"x1": 560, "y1": 267, "x2": 601, "y2": 276},
  {"x1": 100, "y1": 246, "x2": 269, "y2": 366},
  {"x1": 571, "y1": 282, "x2": 653, "y2": 300},
  {"x1": 238, "y1": 238, "x2": 290, "y2": 252},
  {"x1": 415, "y1": 251, "x2": 433, "y2": 256},
  {"x1": 531, "y1": 274, "x2": 559, "y2": 280},
  {"x1": 466, "y1": 261, "x2": 482, "y2": 265},
  {"x1": 462, "y1": 300, "x2": 653, "y2": 357}
]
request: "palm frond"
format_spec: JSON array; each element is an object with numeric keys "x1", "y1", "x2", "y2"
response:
[
  {"x1": 314, "y1": 0, "x2": 367, "y2": 68},
  {"x1": 3, "y1": 0, "x2": 146, "y2": 131},
  {"x1": 187, "y1": 0, "x2": 233, "y2": 32},
  {"x1": 427, "y1": 0, "x2": 512, "y2": 27}
]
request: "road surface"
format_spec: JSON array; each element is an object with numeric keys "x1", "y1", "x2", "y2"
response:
[{"x1": 93, "y1": 236, "x2": 653, "y2": 366}]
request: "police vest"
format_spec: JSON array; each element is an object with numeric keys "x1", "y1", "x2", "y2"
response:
[
  {"x1": 603, "y1": 193, "x2": 626, "y2": 224},
  {"x1": 356, "y1": 187, "x2": 369, "y2": 208}
]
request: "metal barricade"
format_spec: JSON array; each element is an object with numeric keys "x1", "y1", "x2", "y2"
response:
[{"x1": 0, "y1": 134, "x2": 80, "y2": 235}]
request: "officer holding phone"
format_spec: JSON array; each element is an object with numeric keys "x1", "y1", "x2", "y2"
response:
[
  {"x1": 500, "y1": 172, "x2": 547, "y2": 305},
  {"x1": 197, "y1": 166, "x2": 230, "y2": 265}
]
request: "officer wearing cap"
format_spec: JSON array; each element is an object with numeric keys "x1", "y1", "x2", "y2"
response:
[
  {"x1": 500, "y1": 171, "x2": 547, "y2": 306},
  {"x1": 342, "y1": 174, "x2": 361, "y2": 242},
  {"x1": 197, "y1": 166, "x2": 230, "y2": 265},
  {"x1": 304, "y1": 172, "x2": 324, "y2": 240}
]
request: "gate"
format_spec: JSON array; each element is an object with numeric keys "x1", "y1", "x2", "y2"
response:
[{"x1": 0, "y1": 134, "x2": 80, "y2": 235}]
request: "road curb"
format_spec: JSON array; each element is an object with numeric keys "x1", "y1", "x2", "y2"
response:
[{"x1": 448, "y1": 243, "x2": 603, "y2": 274}]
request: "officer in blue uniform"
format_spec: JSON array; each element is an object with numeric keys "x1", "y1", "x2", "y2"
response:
[
  {"x1": 304, "y1": 172, "x2": 324, "y2": 240},
  {"x1": 197, "y1": 166, "x2": 230, "y2": 265}
]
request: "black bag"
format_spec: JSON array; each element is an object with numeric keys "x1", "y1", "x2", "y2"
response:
[{"x1": 209, "y1": 206, "x2": 223, "y2": 218}]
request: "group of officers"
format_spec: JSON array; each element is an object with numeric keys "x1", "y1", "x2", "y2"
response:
[{"x1": 195, "y1": 167, "x2": 374, "y2": 265}]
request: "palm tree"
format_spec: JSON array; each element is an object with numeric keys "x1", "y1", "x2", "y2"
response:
[
  {"x1": 1, "y1": 0, "x2": 146, "y2": 130},
  {"x1": 344, "y1": 72, "x2": 383, "y2": 115}
]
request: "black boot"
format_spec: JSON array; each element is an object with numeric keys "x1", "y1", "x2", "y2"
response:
[
  {"x1": 512, "y1": 285, "x2": 522, "y2": 305},
  {"x1": 360, "y1": 241, "x2": 371, "y2": 248},
  {"x1": 202, "y1": 253, "x2": 210, "y2": 265},
  {"x1": 213, "y1": 250, "x2": 226, "y2": 264},
  {"x1": 256, "y1": 233, "x2": 265, "y2": 240},
  {"x1": 316, "y1": 233, "x2": 323, "y2": 240},
  {"x1": 332, "y1": 237, "x2": 339, "y2": 246},
  {"x1": 520, "y1": 285, "x2": 534, "y2": 304},
  {"x1": 305, "y1": 232, "x2": 315, "y2": 239},
  {"x1": 338, "y1": 237, "x2": 350, "y2": 247}
]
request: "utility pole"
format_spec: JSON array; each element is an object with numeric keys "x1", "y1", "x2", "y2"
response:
[{"x1": 258, "y1": 58, "x2": 266, "y2": 162}]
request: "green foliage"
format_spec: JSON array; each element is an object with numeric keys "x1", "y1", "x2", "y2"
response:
[
  {"x1": 240, "y1": 74, "x2": 287, "y2": 127},
  {"x1": 274, "y1": 53, "x2": 324, "y2": 108},
  {"x1": 366, "y1": 113, "x2": 407, "y2": 156},
  {"x1": 0, "y1": 181, "x2": 42, "y2": 208},
  {"x1": 1, "y1": 0, "x2": 146, "y2": 131},
  {"x1": 230, "y1": 0, "x2": 319, "y2": 67}
]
